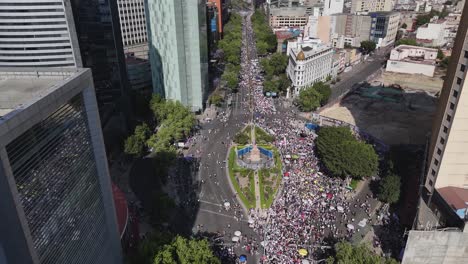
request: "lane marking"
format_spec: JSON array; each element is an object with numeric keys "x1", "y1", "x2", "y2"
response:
[
  {"x1": 199, "y1": 200, "x2": 222, "y2": 207},
  {"x1": 199, "y1": 208, "x2": 248, "y2": 223}
]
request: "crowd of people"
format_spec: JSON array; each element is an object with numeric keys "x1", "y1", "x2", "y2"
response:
[{"x1": 232, "y1": 13, "x2": 382, "y2": 262}]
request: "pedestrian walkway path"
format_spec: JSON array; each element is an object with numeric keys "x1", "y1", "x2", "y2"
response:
[{"x1": 254, "y1": 171, "x2": 261, "y2": 210}]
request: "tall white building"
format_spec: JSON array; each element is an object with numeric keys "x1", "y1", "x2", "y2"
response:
[
  {"x1": 286, "y1": 37, "x2": 334, "y2": 93},
  {"x1": 0, "y1": 0, "x2": 81, "y2": 67},
  {"x1": 117, "y1": 0, "x2": 148, "y2": 59},
  {"x1": 323, "y1": 0, "x2": 344, "y2": 15}
]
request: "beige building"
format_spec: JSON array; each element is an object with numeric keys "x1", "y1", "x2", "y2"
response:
[
  {"x1": 269, "y1": 7, "x2": 310, "y2": 28},
  {"x1": 420, "y1": 1, "x2": 468, "y2": 228},
  {"x1": 351, "y1": 0, "x2": 394, "y2": 13}
]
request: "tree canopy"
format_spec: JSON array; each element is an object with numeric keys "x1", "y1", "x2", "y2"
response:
[
  {"x1": 147, "y1": 96, "x2": 196, "y2": 153},
  {"x1": 330, "y1": 242, "x2": 398, "y2": 264},
  {"x1": 296, "y1": 82, "x2": 332, "y2": 111},
  {"x1": 378, "y1": 174, "x2": 401, "y2": 204},
  {"x1": 219, "y1": 14, "x2": 243, "y2": 91},
  {"x1": 252, "y1": 10, "x2": 277, "y2": 56},
  {"x1": 261, "y1": 53, "x2": 291, "y2": 94},
  {"x1": 360, "y1": 41, "x2": 376, "y2": 54},
  {"x1": 152, "y1": 236, "x2": 220, "y2": 264},
  {"x1": 133, "y1": 233, "x2": 220, "y2": 264},
  {"x1": 296, "y1": 86, "x2": 322, "y2": 112},
  {"x1": 316, "y1": 127, "x2": 379, "y2": 179},
  {"x1": 124, "y1": 123, "x2": 151, "y2": 157}
]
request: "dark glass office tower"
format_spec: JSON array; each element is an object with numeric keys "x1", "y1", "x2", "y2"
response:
[{"x1": 70, "y1": 0, "x2": 131, "y2": 121}]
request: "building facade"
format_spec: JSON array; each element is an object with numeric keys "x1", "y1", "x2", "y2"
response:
[
  {"x1": 286, "y1": 37, "x2": 334, "y2": 92},
  {"x1": 0, "y1": 68, "x2": 123, "y2": 264},
  {"x1": 269, "y1": 7, "x2": 310, "y2": 28},
  {"x1": 323, "y1": 0, "x2": 344, "y2": 15},
  {"x1": 116, "y1": 0, "x2": 149, "y2": 59},
  {"x1": 416, "y1": 22, "x2": 447, "y2": 47},
  {"x1": 351, "y1": 0, "x2": 394, "y2": 13},
  {"x1": 0, "y1": 0, "x2": 82, "y2": 67},
  {"x1": 0, "y1": 0, "x2": 131, "y2": 121},
  {"x1": 386, "y1": 45, "x2": 438, "y2": 77},
  {"x1": 369, "y1": 12, "x2": 400, "y2": 48},
  {"x1": 425, "y1": 2, "x2": 468, "y2": 197},
  {"x1": 146, "y1": 0, "x2": 209, "y2": 111},
  {"x1": 70, "y1": 0, "x2": 131, "y2": 115}
]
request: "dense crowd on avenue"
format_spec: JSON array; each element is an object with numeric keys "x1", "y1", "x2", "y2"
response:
[{"x1": 236, "y1": 20, "x2": 379, "y2": 264}]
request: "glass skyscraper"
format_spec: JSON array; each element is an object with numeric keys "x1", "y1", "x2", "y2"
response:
[
  {"x1": 0, "y1": 68, "x2": 122, "y2": 264},
  {"x1": 146, "y1": 0, "x2": 209, "y2": 111}
]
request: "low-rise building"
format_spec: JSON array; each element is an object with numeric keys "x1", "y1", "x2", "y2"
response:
[
  {"x1": 286, "y1": 37, "x2": 334, "y2": 93},
  {"x1": 351, "y1": 0, "x2": 394, "y2": 13},
  {"x1": 386, "y1": 45, "x2": 438, "y2": 77}
]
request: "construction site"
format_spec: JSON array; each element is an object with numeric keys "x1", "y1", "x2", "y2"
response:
[{"x1": 320, "y1": 83, "x2": 438, "y2": 145}]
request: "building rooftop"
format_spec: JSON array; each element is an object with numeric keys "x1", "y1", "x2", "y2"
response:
[
  {"x1": 270, "y1": 7, "x2": 309, "y2": 16},
  {"x1": 438, "y1": 187, "x2": 468, "y2": 211},
  {"x1": 0, "y1": 68, "x2": 88, "y2": 119}
]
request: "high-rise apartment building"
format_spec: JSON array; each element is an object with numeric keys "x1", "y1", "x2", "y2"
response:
[
  {"x1": 146, "y1": 0, "x2": 209, "y2": 111},
  {"x1": 424, "y1": 0, "x2": 468, "y2": 212},
  {"x1": 0, "y1": 68, "x2": 123, "y2": 264},
  {"x1": 351, "y1": 0, "x2": 394, "y2": 13},
  {"x1": 0, "y1": 0, "x2": 82, "y2": 67}
]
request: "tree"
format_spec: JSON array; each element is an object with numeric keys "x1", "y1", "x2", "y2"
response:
[
  {"x1": 378, "y1": 174, "x2": 401, "y2": 204},
  {"x1": 153, "y1": 236, "x2": 221, "y2": 264},
  {"x1": 360, "y1": 41, "x2": 376, "y2": 54},
  {"x1": 147, "y1": 96, "x2": 196, "y2": 153},
  {"x1": 401, "y1": 23, "x2": 408, "y2": 29},
  {"x1": 221, "y1": 70, "x2": 238, "y2": 90},
  {"x1": 437, "y1": 49, "x2": 445, "y2": 60},
  {"x1": 316, "y1": 127, "x2": 379, "y2": 179},
  {"x1": 209, "y1": 93, "x2": 223, "y2": 106},
  {"x1": 313, "y1": 82, "x2": 332, "y2": 106},
  {"x1": 440, "y1": 56, "x2": 450, "y2": 68},
  {"x1": 133, "y1": 233, "x2": 221, "y2": 264},
  {"x1": 296, "y1": 86, "x2": 322, "y2": 112},
  {"x1": 268, "y1": 53, "x2": 288, "y2": 75},
  {"x1": 333, "y1": 242, "x2": 398, "y2": 264},
  {"x1": 395, "y1": 38, "x2": 418, "y2": 46},
  {"x1": 124, "y1": 123, "x2": 150, "y2": 157}
]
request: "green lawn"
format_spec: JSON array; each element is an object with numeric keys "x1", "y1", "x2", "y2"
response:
[{"x1": 228, "y1": 148, "x2": 254, "y2": 208}]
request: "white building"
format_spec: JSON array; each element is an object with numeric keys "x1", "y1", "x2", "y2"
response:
[
  {"x1": 0, "y1": 0, "x2": 81, "y2": 67},
  {"x1": 117, "y1": 0, "x2": 149, "y2": 59},
  {"x1": 322, "y1": 0, "x2": 344, "y2": 15},
  {"x1": 286, "y1": 37, "x2": 334, "y2": 93},
  {"x1": 386, "y1": 45, "x2": 438, "y2": 77},
  {"x1": 416, "y1": 22, "x2": 447, "y2": 47}
]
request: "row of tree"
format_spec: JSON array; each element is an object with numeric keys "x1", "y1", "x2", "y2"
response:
[
  {"x1": 261, "y1": 53, "x2": 291, "y2": 93},
  {"x1": 219, "y1": 14, "x2": 243, "y2": 91},
  {"x1": 296, "y1": 82, "x2": 332, "y2": 111},
  {"x1": 316, "y1": 127, "x2": 379, "y2": 180},
  {"x1": 124, "y1": 95, "x2": 196, "y2": 157},
  {"x1": 251, "y1": 10, "x2": 277, "y2": 56}
]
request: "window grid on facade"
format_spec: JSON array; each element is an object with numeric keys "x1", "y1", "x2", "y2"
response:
[{"x1": 6, "y1": 94, "x2": 110, "y2": 264}]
